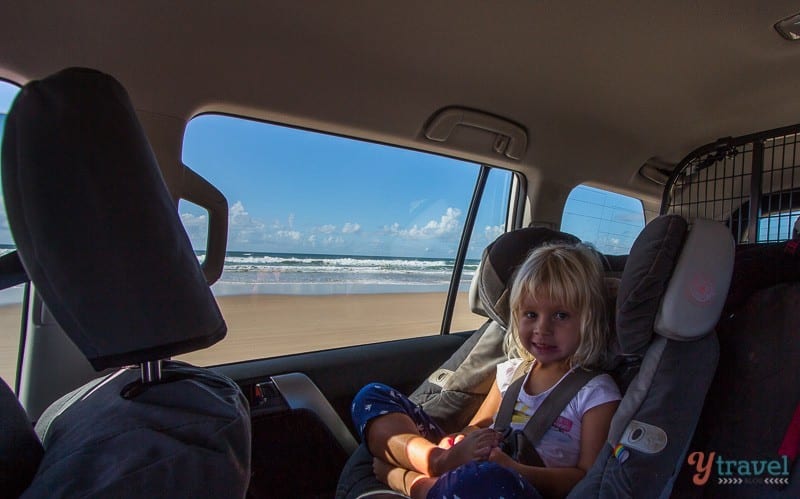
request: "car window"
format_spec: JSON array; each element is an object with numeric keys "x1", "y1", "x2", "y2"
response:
[
  {"x1": 0, "y1": 80, "x2": 23, "y2": 387},
  {"x1": 758, "y1": 210, "x2": 800, "y2": 242},
  {"x1": 449, "y1": 167, "x2": 513, "y2": 332},
  {"x1": 561, "y1": 185, "x2": 645, "y2": 255},
  {"x1": 176, "y1": 115, "x2": 513, "y2": 366}
]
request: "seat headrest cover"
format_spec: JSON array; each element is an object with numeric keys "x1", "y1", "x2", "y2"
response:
[
  {"x1": 654, "y1": 218, "x2": 734, "y2": 340},
  {"x1": 1, "y1": 67, "x2": 226, "y2": 370},
  {"x1": 616, "y1": 215, "x2": 687, "y2": 353},
  {"x1": 477, "y1": 227, "x2": 579, "y2": 328}
]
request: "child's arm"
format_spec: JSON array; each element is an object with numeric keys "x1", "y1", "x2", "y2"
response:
[
  {"x1": 438, "y1": 376, "x2": 503, "y2": 449},
  {"x1": 468, "y1": 379, "x2": 503, "y2": 428},
  {"x1": 489, "y1": 400, "x2": 619, "y2": 498}
]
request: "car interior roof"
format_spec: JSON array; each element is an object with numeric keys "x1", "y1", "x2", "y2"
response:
[{"x1": 2, "y1": 1, "x2": 800, "y2": 209}]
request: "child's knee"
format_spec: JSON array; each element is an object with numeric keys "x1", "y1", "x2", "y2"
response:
[
  {"x1": 351, "y1": 383, "x2": 406, "y2": 441},
  {"x1": 352, "y1": 383, "x2": 395, "y2": 415},
  {"x1": 429, "y1": 461, "x2": 541, "y2": 499}
]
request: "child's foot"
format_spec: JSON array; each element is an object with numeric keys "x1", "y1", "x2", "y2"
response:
[
  {"x1": 429, "y1": 428, "x2": 501, "y2": 476},
  {"x1": 373, "y1": 458, "x2": 430, "y2": 497}
]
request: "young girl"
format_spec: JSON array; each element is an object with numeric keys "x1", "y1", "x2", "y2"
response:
[{"x1": 351, "y1": 243, "x2": 621, "y2": 498}]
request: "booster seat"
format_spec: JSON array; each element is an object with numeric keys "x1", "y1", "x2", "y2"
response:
[
  {"x1": 339, "y1": 214, "x2": 734, "y2": 499},
  {"x1": 570, "y1": 215, "x2": 734, "y2": 498}
]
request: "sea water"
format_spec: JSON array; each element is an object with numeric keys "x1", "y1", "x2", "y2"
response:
[
  {"x1": 209, "y1": 251, "x2": 479, "y2": 296},
  {"x1": 0, "y1": 247, "x2": 479, "y2": 304}
]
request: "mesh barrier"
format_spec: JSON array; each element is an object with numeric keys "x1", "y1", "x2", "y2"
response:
[{"x1": 662, "y1": 125, "x2": 800, "y2": 244}]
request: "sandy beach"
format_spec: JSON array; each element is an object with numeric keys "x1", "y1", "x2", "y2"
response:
[{"x1": 0, "y1": 292, "x2": 484, "y2": 384}]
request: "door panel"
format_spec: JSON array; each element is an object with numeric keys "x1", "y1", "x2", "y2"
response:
[{"x1": 213, "y1": 332, "x2": 471, "y2": 498}]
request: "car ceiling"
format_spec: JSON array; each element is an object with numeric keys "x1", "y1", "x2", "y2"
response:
[{"x1": 2, "y1": 1, "x2": 800, "y2": 204}]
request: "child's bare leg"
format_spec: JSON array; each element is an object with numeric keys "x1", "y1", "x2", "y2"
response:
[
  {"x1": 373, "y1": 457, "x2": 437, "y2": 499},
  {"x1": 365, "y1": 412, "x2": 441, "y2": 475},
  {"x1": 366, "y1": 413, "x2": 500, "y2": 476}
]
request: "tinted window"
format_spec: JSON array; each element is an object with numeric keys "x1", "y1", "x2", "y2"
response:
[
  {"x1": 758, "y1": 211, "x2": 799, "y2": 242},
  {"x1": 561, "y1": 185, "x2": 645, "y2": 255}
]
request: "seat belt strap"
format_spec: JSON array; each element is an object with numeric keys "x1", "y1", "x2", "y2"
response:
[
  {"x1": 495, "y1": 363, "x2": 602, "y2": 466},
  {"x1": 494, "y1": 362, "x2": 528, "y2": 432}
]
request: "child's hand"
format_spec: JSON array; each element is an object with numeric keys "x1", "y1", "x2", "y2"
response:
[
  {"x1": 430, "y1": 428, "x2": 502, "y2": 475},
  {"x1": 437, "y1": 433, "x2": 469, "y2": 449},
  {"x1": 488, "y1": 446, "x2": 518, "y2": 470}
]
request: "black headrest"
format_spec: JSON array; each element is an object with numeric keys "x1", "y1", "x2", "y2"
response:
[
  {"x1": 476, "y1": 227, "x2": 580, "y2": 328},
  {"x1": 1, "y1": 67, "x2": 226, "y2": 370}
]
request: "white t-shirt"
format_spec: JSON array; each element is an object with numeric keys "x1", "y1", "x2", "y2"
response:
[{"x1": 492, "y1": 358, "x2": 621, "y2": 468}]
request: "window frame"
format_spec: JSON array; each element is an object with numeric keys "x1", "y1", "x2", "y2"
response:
[{"x1": 180, "y1": 112, "x2": 524, "y2": 343}]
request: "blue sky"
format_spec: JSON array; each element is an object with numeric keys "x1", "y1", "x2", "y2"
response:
[
  {"x1": 181, "y1": 114, "x2": 513, "y2": 259},
  {"x1": 0, "y1": 79, "x2": 646, "y2": 257}
]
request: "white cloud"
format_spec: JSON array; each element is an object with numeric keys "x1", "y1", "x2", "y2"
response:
[
  {"x1": 483, "y1": 224, "x2": 504, "y2": 242},
  {"x1": 180, "y1": 212, "x2": 207, "y2": 228},
  {"x1": 276, "y1": 230, "x2": 301, "y2": 241},
  {"x1": 342, "y1": 222, "x2": 361, "y2": 234},
  {"x1": 324, "y1": 235, "x2": 344, "y2": 245},
  {"x1": 287, "y1": 213, "x2": 295, "y2": 228},
  {"x1": 179, "y1": 212, "x2": 208, "y2": 246},
  {"x1": 228, "y1": 201, "x2": 267, "y2": 244},
  {"x1": 230, "y1": 201, "x2": 247, "y2": 218},
  {"x1": 316, "y1": 224, "x2": 336, "y2": 234},
  {"x1": 386, "y1": 207, "x2": 461, "y2": 239}
]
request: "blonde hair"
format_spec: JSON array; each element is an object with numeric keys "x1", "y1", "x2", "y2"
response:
[{"x1": 504, "y1": 243, "x2": 610, "y2": 369}]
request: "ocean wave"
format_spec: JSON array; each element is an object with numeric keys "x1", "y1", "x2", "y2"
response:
[
  {"x1": 222, "y1": 255, "x2": 458, "y2": 269},
  {"x1": 200, "y1": 252, "x2": 479, "y2": 294},
  {"x1": 222, "y1": 264, "x2": 460, "y2": 274}
]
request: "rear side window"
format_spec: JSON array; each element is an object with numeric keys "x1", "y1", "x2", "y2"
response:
[
  {"x1": 177, "y1": 115, "x2": 513, "y2": 365},
  {"x1": 0, "y1": 80, "x2": 23, "y2": 387},
  {"x1": 561, "y1": 185, "x2": 645, "y2": 255}
]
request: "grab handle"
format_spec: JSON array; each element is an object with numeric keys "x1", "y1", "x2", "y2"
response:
[{"x1": 425, "y1": 107, "x2": 528, "y2": 160}]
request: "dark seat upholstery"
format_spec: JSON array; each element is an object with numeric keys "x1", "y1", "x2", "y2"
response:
[
  {"x1": 1, "y1": 67, "x2": 250, "y2": 497},
  {"x1": 0, "y1": 378, "x2": 42, "y2": 498},
  {"x1": 672, "y1": 241, "x2": 800, "y2": 498}
]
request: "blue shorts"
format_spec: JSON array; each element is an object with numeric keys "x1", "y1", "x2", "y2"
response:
[
  {"x1": 351, "y1": 383, "x2": 542, "y2": 499},
  {"x1": 351, "y1": 382, "x2": 446, "y2": 442},
  {"x1": 429, "y1": 461, "x2": 542, "y2": 499}
]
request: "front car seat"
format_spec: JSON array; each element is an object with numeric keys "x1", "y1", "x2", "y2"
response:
[{"x1": 1, "y1": 67, "x2": 251, "y2": 497}]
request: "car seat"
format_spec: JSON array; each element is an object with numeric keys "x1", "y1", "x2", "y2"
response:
[
  {"x1": 671, "y1": 238, "x2": 800, "y2": 498},
  {"x1": 569, "y1": 215, "x2": 734, "y2": 498},
  {"x1": 336, "y1": 226, "x2": 582, "y2": 498},
  {"x1": 0, "y1": 67, "x2": 251, "y2": 497}
]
